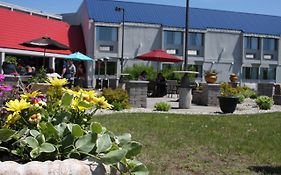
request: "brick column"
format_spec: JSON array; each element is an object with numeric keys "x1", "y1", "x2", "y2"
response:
[
  {"x1": 201, "y1": 83, "x2": 220, "y2": 106},
  {"x1": 126, "y1": 81, "x2": 149, "y2": 108}
]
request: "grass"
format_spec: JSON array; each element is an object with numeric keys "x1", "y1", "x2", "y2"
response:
[{"x1": 93, "y1": 112, "x2": 281, "y2": 175}]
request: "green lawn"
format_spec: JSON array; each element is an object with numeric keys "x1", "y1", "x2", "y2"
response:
[{"x1": 93, "y1": 112, "x2": 281, "y2": 175}]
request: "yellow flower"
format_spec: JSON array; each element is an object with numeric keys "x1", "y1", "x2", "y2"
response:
[
  {"x1": 82, "y1": 90, "x2": 97, "y2": 101},
  {"x1": 94, "y1": 96, "x2": 112, "y2": 109},
  {"x1": 5, "y1": 99, "x2": 31, "y2": 113},
  {"x1": 63, "y1": 89, "x2": 80, "y2": 97},
  {"x1": 48, "y1": 77, "x2": 68, "y2": 87},
  {"x1": 3, "y1": 113, "x2": 21, "y2": 128},
  {"x1": 28, "y1": 113, "x2": 42, "y2": 124},
  {"x1": 20, "y1": 91, "x2": 42, "y2": 100},
  {"x1": 71, "y1": 98, "x2": 92, "y2": 111}
]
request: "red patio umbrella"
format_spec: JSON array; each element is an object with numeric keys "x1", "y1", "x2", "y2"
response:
[
  {"x1": 136, "y1": 49, "x2": 183, "y2": 71},
  {"x1": 136, "y1": 49, "x2": 183, "y2": 63}
]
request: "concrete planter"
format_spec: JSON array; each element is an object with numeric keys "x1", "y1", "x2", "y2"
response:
[
  {"x1": 28, "y1": 83, "x2": 51, "y2": 93},
  {"x1": 0, "y1": 159, "x2": 111, "y2": 175},
  {"x1": 218, "y1": 96, "x2": 239, "y2": 113}
]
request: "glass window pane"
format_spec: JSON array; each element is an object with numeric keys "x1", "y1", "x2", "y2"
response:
[
  {"x1": 251, "y1": 37, "x2": 258, "y2": 50},
  {"x1": 97, "y1": 27, "x2": 118, "y2": 41},
  {"x1": 174, "y1": 32, "x2": 182, "y2": 45},
  {"x1": 189, "y1": 33, "x2": 203, "y2": 47}
]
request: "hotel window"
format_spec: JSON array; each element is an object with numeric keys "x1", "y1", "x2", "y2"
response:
[
  {"x1": 244, "y1": 37, "x2": 259, "y2": 50},
  {"x1": 96, "y1": 26, "x2": 118, "y2": 41},
  {"x1": 263, "y1": 38, "x2": 277, "y2": 51},
  {"x1": 261, "y1": 67, "x2": 276, "y2": 80},
  {"x1": 95, "y1": 62, "x2": 117, "y2": 75},
  {"x1": 188, "y1": 33, "x2": 203, "y2": 47},
  {"x1": 243, "y1": 67, "x2": 259, "y2": 80},
  {"x1": 164, "y1": 31, "x2": 183, "y2": 45}
]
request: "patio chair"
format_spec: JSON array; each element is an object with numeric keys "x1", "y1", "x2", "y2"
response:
[{"x1": 166, "y1": 80, "x2": 178, "y2": 98}]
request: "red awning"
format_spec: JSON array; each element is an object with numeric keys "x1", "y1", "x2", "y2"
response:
[
  {"x1": 0, "y1": 8, "x2": 85, "y2": 54},
  {"x1": 136, "y1": 50, "x2": 183, "y2": 62}
]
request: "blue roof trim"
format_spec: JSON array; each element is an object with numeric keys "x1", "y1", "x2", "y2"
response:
[{"x1": 86, "y1": 0, "x2": 281, "y2": 36}]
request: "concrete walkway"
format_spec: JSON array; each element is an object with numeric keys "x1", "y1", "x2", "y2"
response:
[{"x1": 147, "y1": 96, "x2": 221, "y2": 115}]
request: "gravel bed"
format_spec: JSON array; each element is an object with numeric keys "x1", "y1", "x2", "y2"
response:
[{"x1": 95, "y1": 98, "x2": 281, "y2": 116}]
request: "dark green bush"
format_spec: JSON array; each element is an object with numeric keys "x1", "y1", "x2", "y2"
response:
[
  {"x1": 154, "y1": 102, "x2": 171, "y2": 111},
  {"x1": 102, "y1": 88, "x2": 129, "y2": 110},
  {"x1": 124, "y1": 63, "x2": 156, "y2": 81},
  {"x1": 255, "y1": 96, "x2": 273, "y2": 110},
  {"x1": 237, "y1": 94, "x2": 245, "y2": 104},
  {"x1": 162, "y1": 66, "x2": 182, "y2": 82}
]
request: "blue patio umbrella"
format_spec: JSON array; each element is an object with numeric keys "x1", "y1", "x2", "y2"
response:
[{"x1": 63, "y1": 52, "x2": 92, "y2": 61}]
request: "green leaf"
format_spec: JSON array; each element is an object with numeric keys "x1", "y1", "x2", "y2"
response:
[
  {"x1": 55, "y1": 123, "x2": 67, "y2": 137},
  {"x1": 26, "y1": 137, "x2": 39, "y2": 149},
  {"x1": 132, "y1": 164, "x2": 149, "y2": 175},
  {"x1": 96, "y1": 134, "x2": 112, "y2": 153},
  {"x1": 30, "y1": 147, "x2": 40, "y2": 158},
  {"x1": 90, "y1": 122, "x2": 103, "y2": 134},
  {"x1": 42, "y1": 123, "x2": 59, "y2": 140},
  {"x1": 13, "y1": 127, "x2": 29, "y2": 140},
  {"x1": 0, "y1": 128, "x2": 16, "y2": 142},
  {"x1": 71, "y1": 124, "x2": 84, "y2": 137},
  {"x1": 116, "y1": 133, "x2": 131, "y2": 146},
  {"x1": 30, "y1": 130, "x2": 40, "y2": 138},
  {"x1": 35, "y1": 134, "x2": 46, "y2": 144},
  {"x1": 0, "y1": 146, "x2": 9, "y2": 152},
  {"x1": 75, "y1": 133, "x2": 97, "y2": 153},
  {"x1": 62, "y1": 134, "x2": 74, "y2": 148},
  {"x1": 61, "y1": 93, "x2": 73, "y2": 107},
  {"x1": 39, "y1": 143, "x2": 56, "y2": 153},
  {"x1": 100, "y1": 149, "x2": 127, "y2": 165},
  {"x1": 78, "y1": 101, "x2": 93, "y2": 109},
  {"x1": 123, "y1": 141, "x2": 142, "y2": 158}
]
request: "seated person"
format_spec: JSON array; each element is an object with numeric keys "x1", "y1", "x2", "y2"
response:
[
  {"x1": 25, "y1": 65, "x2": 35, "y2": 76},
  {"x1": 138, "y1": 71, "x2": 147, "y2": 81}
]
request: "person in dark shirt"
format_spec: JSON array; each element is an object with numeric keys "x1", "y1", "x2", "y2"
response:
[{"x1": 154, "y1": 73, "x2": 167, "y2": 97}]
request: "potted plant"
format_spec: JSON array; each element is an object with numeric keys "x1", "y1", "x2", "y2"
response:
[
  {"x1": 28, "y1": 67, "x2": 50, "y2": 93},
  {"x1": 218, "y1": 82, "x2": 239, "y2": 113},
  {"x1": 229, "y1": 73, "x2": 238, "y2": 83},
  {"x1": 204, "y1": 69, "x2": 217, "y2": 84},
  {"x1": 0, "y1": 77, "x2": 148, "y2": 174},
  {"x1": 2, "y1": 56, "x2": 18, "y2": 74}
]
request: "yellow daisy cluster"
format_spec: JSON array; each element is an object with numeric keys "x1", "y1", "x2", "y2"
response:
[
  {"x1": 20, "y1": 91, "x2": 42, "y2": 100},
  {"x1": 4, "y1": 99, "x2": 31, "y2": 128},
  {"x1": 48, "y1": 77, "x2": 68, "y2": 87},
  {"x1": 63, "y1": 89, "x2": 111, "y2": 111}
]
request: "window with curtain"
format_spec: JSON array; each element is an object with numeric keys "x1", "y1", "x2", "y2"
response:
[
  {"x1": 244, "y1": 37, "x2": 259, "y2": 50},
  {"x1": 164, "y1": 31, "x2": 183, "y2": 45},
  {"x1": 243, "y1": 67, "x2": 259, "y2": 80},
  {"x1": 261, "y1": 67, "x2": 276, "y2": 80},
  {"x1": 188, "y1": 33, "x2": 203, "y2": 47},
  {"x1": 96, "y1": 26, "x2": 118, "y2": 41},
  {"x1": 263, "y1": 38, "x2": 277, "y2": 51}
]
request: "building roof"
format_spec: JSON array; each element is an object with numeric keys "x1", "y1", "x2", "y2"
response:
[
  {"x1": 0, "y1": 7, "x2": 85, "y2": 55},
  {"x1": 86, "y1": 0, "x2": 281, "y2": 36}
]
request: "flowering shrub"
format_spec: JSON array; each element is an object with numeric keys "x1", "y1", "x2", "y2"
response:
[
  {"x1": 0, "y1": 77, "x2": 148, "y2": 174},
  {"x1": 220, "y1": 82, "x2": 238, "y2": 96},
  {"x1": 0, "y1": 74, "x2": 13, "y2": 105}
]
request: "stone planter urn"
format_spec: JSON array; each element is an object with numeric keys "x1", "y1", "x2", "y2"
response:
[
  {"x1": 229, "y1": 73, "x2": 238, "y2": 83},
  {"x1": 204, "y1": 73, "x2": 217, "y2": 84},
  {"x1": 0, "y1": 159, "x2": 111, "y2": 175}
]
